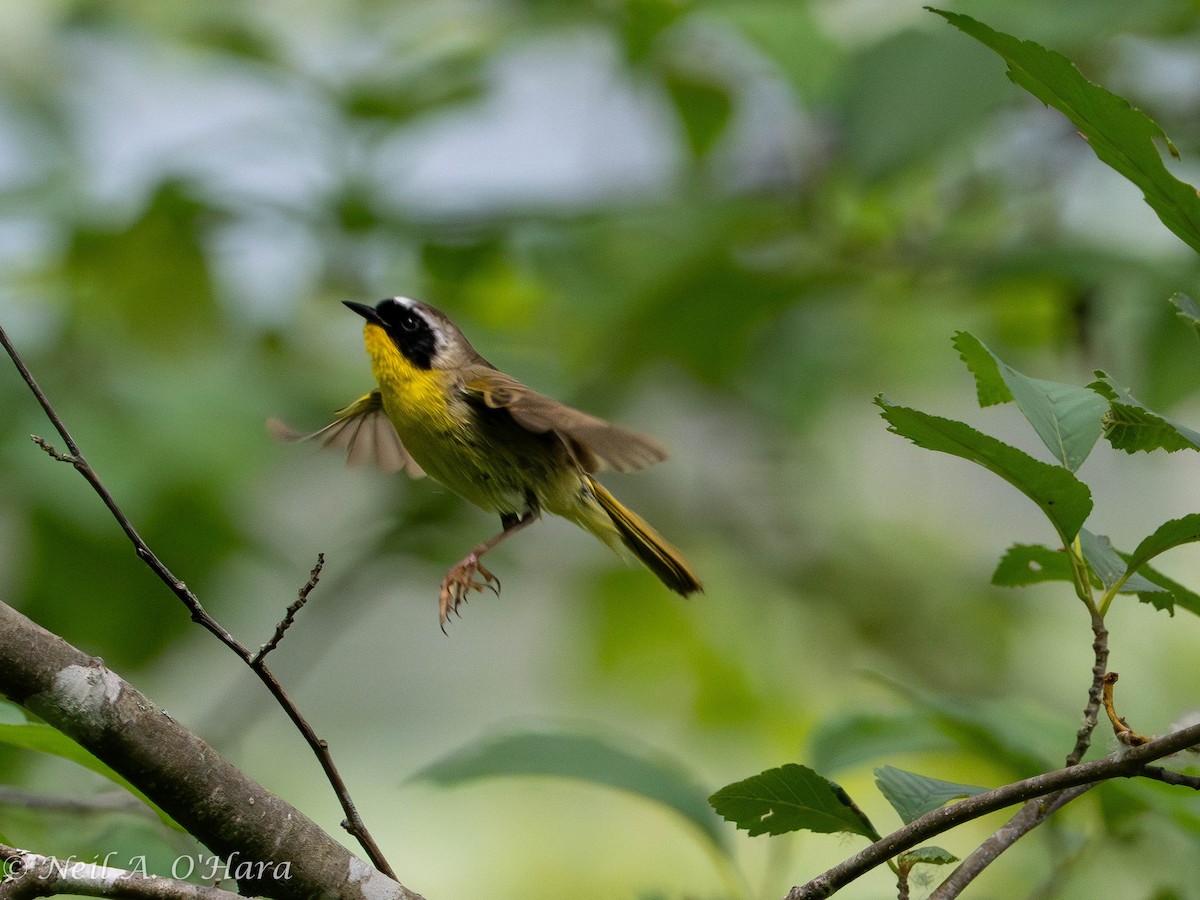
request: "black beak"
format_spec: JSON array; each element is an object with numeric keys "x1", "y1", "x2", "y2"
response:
[{"x1": 343, "y1": 301, "x2": 383, "y2": 324}]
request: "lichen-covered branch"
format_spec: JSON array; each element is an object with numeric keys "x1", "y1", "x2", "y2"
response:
[{"x1": 0, "y1": 845, "x2": 242, "y2": 900}]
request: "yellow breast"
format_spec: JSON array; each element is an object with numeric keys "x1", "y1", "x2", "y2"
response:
[
  {"x1": 363, "y1": 324, "x2": 455, "y2": 431},
  {"x1": 363, "y1": 323, "x2": 520, "y2": 511}
]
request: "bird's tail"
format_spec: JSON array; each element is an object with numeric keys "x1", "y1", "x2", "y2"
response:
[{"x1": 585, "y1": 477, "x2": 702, "y2": 596}]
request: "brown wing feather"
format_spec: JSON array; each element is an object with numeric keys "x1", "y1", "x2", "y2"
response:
[
  {"x1": 267, "y1": 391, "x2": 425, "y2": 478},
  {"x1": 460, "y1": 366, "x2": 667, "y2": 474}
]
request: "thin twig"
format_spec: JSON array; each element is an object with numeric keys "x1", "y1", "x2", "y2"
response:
[
  {"x1": 1102, "y1": 672, "x2": 1151, "y2": 746},
  {"x1": 1141, "y1": 765, "x2": 1200, "y2": 789},
  {"x1": 0, "y1": 326, "x2": 395, "y2": 879},
  {"x1": 1065, "y1": 606, "x2": 1108, "y2": 767},
  {"x1": 787, "y1": 719, "x2": 1200, "y2": 899},
  {"x1": 253, "y1": 554, "x2": 325, "y2": 665},
  {"x1": 925, "y1": 785, "x2": 1092, "y2": 899},
  {"x1": 0, "y1": 788, "x2": 148, "y2": 817},
  {"x1": 1100, "y1": 674, "x2": 1200, "y2": 788},
  {"x1": 927, "y1": 592, "x2": 1112, "y2": 896}
]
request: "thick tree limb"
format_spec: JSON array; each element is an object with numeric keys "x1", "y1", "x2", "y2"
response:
[{"x1": 0, "y1": 601, "x2": 424, "y2": 900}]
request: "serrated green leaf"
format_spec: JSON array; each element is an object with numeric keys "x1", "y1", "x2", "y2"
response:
[
  {"x1": 991, "y1": 543, "x2": 1077, "y2": 587},
  {"x1": 953, "y1": 331, "x2": 1013, "y2": 407},
  {"x1": 1128, "y1": 559, "x2": 1200, "y2": 618},
  {"x1": 875, "y1": 397, "x2": 1092, "y2": 542},
  {"x1": 412, "y1": 730, "x2": 727, "y2": 854},
  {"x1": 0, "y1": 723, "x2": 176, "y2": 829},
  {"x1": 709, "y1": 763, "x2": 880, "y2": 840},
  {"x1": 1124, "y1": 514, "x2": 1200, "y2": 577},
  {"x1": 1171, "y1": 293, "x2": 1200, "y2": 338},
  {"x1": 931, "y1": 9, "x2": 1200, "y2": 256},
  {"x1": 808, "y1": 712, "x2": 955, "y2": 774},
  {"x1": 1080, "y1": 529, "x2": 1166, "y2": 595},
  {"x1": 1090, "y1": 373, "x2": 1200, "y2": 453},
  {"x1": 875, "y1": 765, "x2": 988, "y2": 825},
  {"x1": 900, "y1": 846, "x2": 959, "y2": 868},
  {"x1": 953, "y1": 332, "x2": 1104, "y2": 471}
]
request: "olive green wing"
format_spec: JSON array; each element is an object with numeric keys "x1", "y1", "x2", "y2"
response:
[
  {"x1": 267, "y1": 391, "x2": 425, "y2": 477},
  {"x1": 459, "y1": 367, "x2": 667, "y2": 474}
]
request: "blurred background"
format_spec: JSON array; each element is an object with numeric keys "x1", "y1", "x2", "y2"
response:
[{"x1": 3, "y1": 0, "x2": 1200, "y2": 897}]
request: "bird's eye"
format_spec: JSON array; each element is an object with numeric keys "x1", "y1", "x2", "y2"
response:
[{"x1": 400, "y1": 314, "x2": 419, "y2": 332}]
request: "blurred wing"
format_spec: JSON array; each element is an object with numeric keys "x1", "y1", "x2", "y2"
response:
[
  {"x1": 267, "y1": 391, "x2": 424, "y2": 478},
  {"x1": 460, "y1": 367, "x2": 667, "y2": 474}
]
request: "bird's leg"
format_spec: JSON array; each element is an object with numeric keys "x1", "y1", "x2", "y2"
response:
[{"x1": 440, "y1": 511, "x2": 537, "y2": 630}]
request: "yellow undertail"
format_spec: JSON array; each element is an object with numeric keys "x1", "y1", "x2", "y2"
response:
[{"x1": 586, "y1": 477, "x2": 703, "y2": 596}]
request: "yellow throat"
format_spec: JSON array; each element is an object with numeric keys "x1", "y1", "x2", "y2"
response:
[{"x1": 361, "y1": 322, "x2": 454, "y2": 432}]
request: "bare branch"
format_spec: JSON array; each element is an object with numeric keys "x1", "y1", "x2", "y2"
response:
[
  {"x1": 787, "y1": 720, "x2": 1200, "y2": 900},
  {"x1": 0, "y1": 602, "x2": 423, "y2": 900},
  {"x1": 1140, "y1": 765, "x2": 1200, "y2": 790},
  {"x1": 934, "y1": 603, "x2": 1115, "y2": 896},
  {"x1": 1, "y1": 327, "x2": 395, "y2": 878},
  {"x1": 0, "y1": 845, "x2": 241, "y2": 900},
  {"x1": 926, "y1": 786, "x2": 1091, "y2": 899},
  {"x1": 253, "y1": 554, "x2": 325, "y2": 664},
  {"x1": 0, "y1": 788, "x2": 149, "y2": 818},
  {"x1": 1102, "y1": 672, "x2": 1152, "y2": 746},
  {"x1": 1065, "y1": 606, "x2": 1108, "y2": 767}
]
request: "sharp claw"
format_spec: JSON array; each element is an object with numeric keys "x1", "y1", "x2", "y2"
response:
[{"x1": 437, "y1": 556, "x2": 503, "y2": 627}]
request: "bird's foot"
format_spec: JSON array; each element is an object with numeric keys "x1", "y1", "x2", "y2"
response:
[{"x1": 438, "y1": 555, "x2": 500, "y2": 631}]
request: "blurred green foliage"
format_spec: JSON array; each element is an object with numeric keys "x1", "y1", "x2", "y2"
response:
[{"x1": 4, "y1": 1, "x2": 1200, "y2": 898}]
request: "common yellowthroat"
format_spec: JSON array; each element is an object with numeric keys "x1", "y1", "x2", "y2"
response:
[{"x1": 274, "y1": 297, "x2": 702, "y2": 627}]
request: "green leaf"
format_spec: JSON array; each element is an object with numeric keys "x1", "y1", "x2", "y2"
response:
[
  {"x1": 837, "y1": 28, "x2": 1009, "y2": 178},
  {"x1": 665, "y1": 73, "x2": 733, "y2": 157},
  {"x1": 931, "y1": 9, "x2": 1200, "y2": 256},
  {"x1": 954, "y1": 330, "x2": 1013, "y2": 406},
  {"x1": 1080, "y1": 529, "x2": 1166, "y2": 595},
  {"x1": 875, "y1": 677, "x2": 1057, "y2": 776},
  {"x1": 619, "y1": 0, "x2": 684, "y2": 63},
  {"x1": 1129, "y1": 560, "x2": 1200, "y2": 618},
  {"x1": 876, "y1": 396, "x2": 1093, "y2": 542},
  {"x1": 875, "y1": 765, "x2": 988, "y2": 825},
  {"x1": 412, "y1": 730, "x2": 728, "y2": 854},
  {"x1": 709, "y1": 763, "x2": 880, "y2": 840},
  {"x1": 1124, "y1": 514, "x2": 1200, "y2": 576},
  {"x1": 65, "y1": 181, "x2": 218, "y2": 349},
  {"x1": 1089, "y1": 373, "x2": 1200, "y2": 453},
  {"x1": 899, "y1": 846, "x2": 959, "y2": 868},
  {"x1": 991, "y1": 543, "x2": 1077, "y2": 587},
  {"x1": 953, "y1": 332, "x2": 1105, "y2": 471},
  {"x1": 1171, "y1": 293, "x2": 1200, "y2": 338},
  {"x1": 808, "y1": 712, "x2": 955, "y2": 774},
  {"x1": 0, "y1": 723, "x2": 176, "y2": 828}
]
